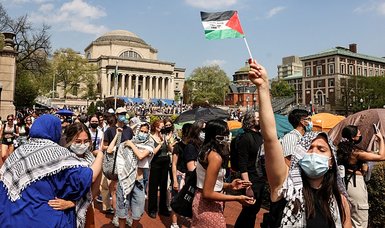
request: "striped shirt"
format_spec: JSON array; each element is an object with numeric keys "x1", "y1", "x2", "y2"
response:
[{"x1": 280, "y1": 129, "x2": 303, "y2": 157}]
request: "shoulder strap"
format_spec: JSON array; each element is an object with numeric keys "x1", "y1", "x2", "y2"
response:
[
  {"x1": 111, "y1": 132, "x2": 122, "y2": 175},
  {"x1": 93, "y1": 129, "x2": 98, "y2": 150}
]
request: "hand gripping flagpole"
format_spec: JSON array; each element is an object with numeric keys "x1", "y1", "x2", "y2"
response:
[{"x1": 243, "y1": 37, "x2": 253, "y2": 60}]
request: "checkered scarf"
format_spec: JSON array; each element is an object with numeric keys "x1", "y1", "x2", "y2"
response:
[
  {"x1": 278, "y1": 132, "x2": 347, "y2": 227},
  {"x1": 75, "y1": 150, "x2": 95, "y2": 228},
  {"x1": 116, "y1": 126, "x2": 154, "y2": 201},
  {"x1": 0, "y1": 138, "x2": 91, "y2": 227}
]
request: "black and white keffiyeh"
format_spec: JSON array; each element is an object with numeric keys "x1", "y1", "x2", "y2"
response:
[
  {"x1": 75, "y1": 150, "x2": 95, "y2": 228},
  {"x1": 278, "y1": 132, "x2": 347, "y2": 228},
  {"x1": 0, "y1": 138, "x2": 91, "y2": 228},
  {"x1": 0, "y1": 138, "x2": 89, "y2": 201},
  {"x1": 117, "y1": 122, "x2": 154, "y2": 200}
]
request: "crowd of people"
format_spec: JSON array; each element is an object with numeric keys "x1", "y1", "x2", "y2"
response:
[{"x1": 0, "y1": 60, "x2": 383, "y2": 228}]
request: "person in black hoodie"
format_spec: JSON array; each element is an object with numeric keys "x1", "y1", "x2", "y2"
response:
[{"x1": 234, "y1": 110, "x2": 265, "y2": 228}]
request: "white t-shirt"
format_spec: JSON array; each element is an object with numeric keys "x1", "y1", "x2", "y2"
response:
[
  {"x1": 90, "y1": 128, "x2": 103, "y2": 150},
  {"x1": 136, "y1": 143, "x2": 154, "y2": 169}
]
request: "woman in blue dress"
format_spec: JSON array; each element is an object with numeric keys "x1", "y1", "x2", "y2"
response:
[{"x1": 0, "y1": 114, "x2": 103, "y2": 227}]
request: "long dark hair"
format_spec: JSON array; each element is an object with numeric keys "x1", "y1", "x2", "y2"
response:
[
  {"x1": 198, "y1": 119, "x2": 230, "y2": 169},
  {"x1": 337, "y1": 125, "x2": 358, "y2": 167},
  {"x1": 299, "y1": 135, "x2": 346, "y2": 226},
  {"x1": 187, "y1": 119, "x2": 205, "y2": 149}
]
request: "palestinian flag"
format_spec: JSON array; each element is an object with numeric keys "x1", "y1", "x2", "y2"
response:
[{"x1": 201, "y1": 10, "x2": 245, "y2": 40}]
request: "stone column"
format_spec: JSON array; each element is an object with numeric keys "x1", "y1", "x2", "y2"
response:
[
  {"x1": 142, "y1": 75, "x2": 146, "y2": 99},
  {"x1": 128, "y1": 74, "x2": 132, "y2": 97},
  {"x1": 161, "y1": 76, "x2": 165, "y2": 99},
  {"x1": 121, "y1": 74, "x2": 125, "y2": 96},
  {"x1": 0, "y1": 32, "x2": 17, "y2": 119},
  {"x1": 169, "y1": 77, "x2": 174, "y2": 99},
  {"x1": 155, "y1": 76, "x2": 159, "y2": 98},
  {"x1": 107, "y1": 73, "x2": 111, "y2": 96},
  {"x1": 135, "y1": 75, "x2": 139, "y2": 98},
  {"x1": 148, "y1": 76, "x2": 153, "y2": 99}
]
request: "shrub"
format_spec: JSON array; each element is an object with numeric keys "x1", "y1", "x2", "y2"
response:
[{"x1": 367, "y1": 161, "x2": 385, "y2": 227}]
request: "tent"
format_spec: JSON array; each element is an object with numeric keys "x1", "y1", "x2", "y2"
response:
[
  {"x1": 311, "y1": 113, "x2": 345, "y2": 132},
  {"x1": 275, "y1": 113, "x2": 293, "y2": 139},
  {"x1": 230, "y1": 114, "x2": 293, "y2": 139}
]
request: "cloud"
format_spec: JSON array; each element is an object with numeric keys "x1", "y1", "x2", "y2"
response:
[
  {"x1": 354, "y1": 1, "x2": 385, "y2": 16},
  {"x1": 204, "y1": 59, "x2": 226, "y2": 66},
  {"x1": 185, "y1": 0, "x2": 238, "y2": 10},
  {"x1": 30, "y1": 0, "x2": 108, "y2": 35},
  {"x1": 266, "y1": 6, "x2": 285, "y2": 18}
]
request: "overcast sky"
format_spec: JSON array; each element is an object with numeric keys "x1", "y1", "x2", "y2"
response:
[{"x1": 3, "y1": 0, "x2": 385, "y2": 79}]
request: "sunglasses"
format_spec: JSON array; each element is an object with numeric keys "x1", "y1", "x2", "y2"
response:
[{"x1": 215, "y1": 135, "x2": 230, "y2": 142}]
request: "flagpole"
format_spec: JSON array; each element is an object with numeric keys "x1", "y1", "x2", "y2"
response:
[
  {"x1": 114, "y1": 61, "x2": 118, "y2": 110},
  {"x1": 243, "y1": 37, "x2": 253, "y2": 60}
]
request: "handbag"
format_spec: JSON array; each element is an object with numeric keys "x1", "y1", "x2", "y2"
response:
[
  {"x1": 170, "y1": 169, "x2": 197, "y2": 218},
  {"x1": 102, "y1": 132, "x2": 122, "y2": 181}
]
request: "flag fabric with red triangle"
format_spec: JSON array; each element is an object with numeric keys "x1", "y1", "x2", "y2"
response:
[{"x1": 201, "y1": 10, "x2": 245, "y2": 40}]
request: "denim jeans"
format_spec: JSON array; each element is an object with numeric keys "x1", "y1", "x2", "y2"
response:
[{"x1": 116, "y1": 179, "x2": 146, "y2": 220}]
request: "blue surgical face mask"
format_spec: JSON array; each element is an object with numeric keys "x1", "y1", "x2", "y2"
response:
[
  {"x1": 305, "y1": 121, "x2": 313, "y2": 132},
  {"x1": 299, "y1": 153, "x2": 331, "y2": 179},
  {"x1": 118, "y1": 114, "x2": 127, "y2": 122},
  {"x1": 137, "y1": 132, "x2": 149, "y2": 142}
]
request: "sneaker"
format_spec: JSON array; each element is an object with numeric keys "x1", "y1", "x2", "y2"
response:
[
  {"x1": 104, "y1": 208, "x2": 114, "y2": 214},
  {"x1": 170, "y1": 224, "x2": 180, "y2": 228},
  {"x1": 96, "y1": 195, "x2": 102, "y2": 203},
  {"x1": 126, "y1": 216, "x2": 133, "y2": 226},
  {"x1": 112, "y1": 216, "x2": 119, "y2": 227}
]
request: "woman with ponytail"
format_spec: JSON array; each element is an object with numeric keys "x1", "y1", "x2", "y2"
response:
[{"x1": 337, "y1": 125, "x2": 385, "y2": 228}]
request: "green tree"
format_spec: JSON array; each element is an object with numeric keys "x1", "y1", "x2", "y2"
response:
[
  {"x1": 14, "y1": 72, "x2": 39, "y2": 108},
  {"x1": 271, "y1": 80, "x2": 295, "y2": 97},
  {"x1": 52, "y1": 48, "x2": 97, "y2": 99},
  {"x1": 185, "y1": 65, "x2": 230, "y2": 105},
  {"x1": 357, "y1": 76, "x2": 385, "y2": 109},
  {"x1": 87, "y1": 101, "x2": 97, "y2": 115}
]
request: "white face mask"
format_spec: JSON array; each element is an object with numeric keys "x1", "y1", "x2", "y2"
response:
[
  {"x1": 199, "y1": 131, "x2": 205, "y2": 141},
  {"x1": 70, "y1": 142, "x2": 90, "y2": 155}
]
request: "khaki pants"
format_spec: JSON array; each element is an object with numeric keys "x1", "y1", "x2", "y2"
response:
[
  {"x1": 100, "y1": 173, "x2": 112, "y2": 211},
  {"x1": 347, "y1": 174, "x2": 368, "y2": 228}
]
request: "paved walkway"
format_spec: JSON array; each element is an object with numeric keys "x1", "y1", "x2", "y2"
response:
[{"x1": 93, "y1": 200, "x2": 266, "y2": 228}]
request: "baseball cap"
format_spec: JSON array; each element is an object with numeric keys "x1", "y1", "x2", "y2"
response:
[{"x1": 116, "y1": 107, "x2": 127, "y2": 114}]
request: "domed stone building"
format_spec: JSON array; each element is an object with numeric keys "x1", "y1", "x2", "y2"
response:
[
  {"x1": 85, "y1": 30, "x2": 185, "y2": 103},
  {"x1": 225, "y1": 62, "x2": 257, "y2": 108}
]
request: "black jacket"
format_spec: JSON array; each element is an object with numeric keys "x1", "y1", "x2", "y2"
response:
[{"x1": 236, "y1": 129, "x2": 263, "y2": 175}]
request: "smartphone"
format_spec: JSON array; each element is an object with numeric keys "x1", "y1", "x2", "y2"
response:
[{"x1": 373, "y1": 123, "x2": 380, "y2": 134}]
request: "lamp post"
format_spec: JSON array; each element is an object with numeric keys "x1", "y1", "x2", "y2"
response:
[
  {"x1": 246, "y1": 96, "x2": 250, "y2": 111},
  {"x1": 86, "y1": 98, "x2": 89, "y2": 113},
  {"x1": 309, "y1": 100, "x2": 313, "y2": 115},
  {"x1": 52, "y1": 74, "x2": 55, "y2": 98},
  {"x1": 253, "y1": 96, "x2": 257, "y2": 110},
  {"x1": 360, "y1": 98, "x2": 364, "y2": 111}
]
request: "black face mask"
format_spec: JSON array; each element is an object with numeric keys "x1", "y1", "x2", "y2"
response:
[
  {"x1": 90, "y1": 123, "x2": 98, "y2": 129},
  {"x1": 354, "y1": 135, "x2": 363, "y2": 144}
]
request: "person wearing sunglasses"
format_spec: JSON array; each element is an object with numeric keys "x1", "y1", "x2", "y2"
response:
[
  {"x1": 0, "y1": 114, "x2": 19, "y2": 164},
  {"x1": 192, "y1": 119, "x2": 254, "y2": 227}
]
